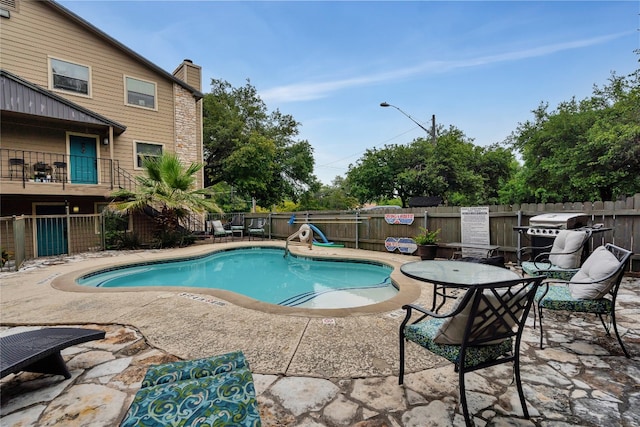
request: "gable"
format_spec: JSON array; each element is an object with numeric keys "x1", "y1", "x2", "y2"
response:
[{"x1": 40, "y1": 0, "x2": 202, "y2": 100}]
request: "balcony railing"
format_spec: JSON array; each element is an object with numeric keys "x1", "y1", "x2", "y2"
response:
[{"x1": 1, "y1": 148, "x2": 136, "y2": 191}]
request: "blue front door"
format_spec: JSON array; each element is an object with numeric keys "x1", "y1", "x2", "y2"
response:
[
  {"x1": 70, "y1": 135, "x2": 98, "y2": 184},
  {"x1": 35, "y1": 204, "x2": 68, "y2": 256}
]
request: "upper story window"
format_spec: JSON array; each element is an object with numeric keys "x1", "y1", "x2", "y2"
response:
[
  {"x1": 125, "y1": 76, "x2": 156, "y2": 109},
  {"x1": 135, "y1": 141, "x2": 163, "y2": 168},
  {"x1": 49, "y1": 57, "x2": 90, "y2": 96}
]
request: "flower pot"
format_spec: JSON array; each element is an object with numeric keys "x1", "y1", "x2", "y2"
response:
[{"x1": 417, "y1": 244, "x2": 438, "y2": 260}]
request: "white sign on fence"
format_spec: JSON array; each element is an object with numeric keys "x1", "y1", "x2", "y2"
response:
[
  {"x1": 384, "y1": 237, "x2": 417, "y2": 254},
  {"x1": 384, "y1": 213, "x2": 415, "y2": 225},
  {"x1": 460, "y1": 206, "x2": 490, "y2": 257}
]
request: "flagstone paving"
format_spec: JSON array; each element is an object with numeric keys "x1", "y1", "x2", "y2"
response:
[{"x1": 1, "y1": 246, "x2": 638, "y2": 426}]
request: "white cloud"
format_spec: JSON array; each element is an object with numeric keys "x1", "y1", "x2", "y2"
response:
[{"x1": 260, "y1": 32, "x2": 629, "y2": 104}]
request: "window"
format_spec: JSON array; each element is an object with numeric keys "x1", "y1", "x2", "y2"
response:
[
  {"x1": 135, "y1": 142, "x2": 162, "y2": 168},
  {"x1": 50, "y1": 58, "x2": 90, "y2": 96},
  {"x1": 125, "y1": 76, "x2": 156, "y2": 109}
]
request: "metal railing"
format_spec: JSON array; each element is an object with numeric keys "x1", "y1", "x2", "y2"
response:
[{"x1": 0, "y1": 148, "x2": 136, "y2": 190}]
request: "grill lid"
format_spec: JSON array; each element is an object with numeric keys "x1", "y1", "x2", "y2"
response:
[{"x1": 529, "y1": 213, "x2": 587, "y2": 229}]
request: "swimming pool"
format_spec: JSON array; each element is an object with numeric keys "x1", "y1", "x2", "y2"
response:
[{"x1": 76, "y1": 247, "x2": 398, "y2": 309}]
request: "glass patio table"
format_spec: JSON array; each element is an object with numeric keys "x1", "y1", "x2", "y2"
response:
[{"x1": 400, "y1": 260, "x2": 520, "y2": 312}]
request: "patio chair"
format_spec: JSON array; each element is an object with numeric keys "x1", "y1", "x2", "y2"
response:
[
  {"x1": 1, "y1": 327, "x2": 106, "y2": 379},
  {"x1": 399, "y1": 276, "x2": 545, "y2": 426},
  {"x1": 248, "y1": 218, "x2": 266, "y2": 240},
  {"x1": 230, "y1": 214, "x2": 245, "y2": 239},
  {"x1": 535, "y1": 243, "x2": 632, "y2": 357},
  {"x1": 520, "y1": 229, "x2": 591, "y2": 280},
  {"x1": 120, "y1": 351, "x2": 262, "y2": 426},
  {"x1": 9, "y1": 158, "x2": 27, "y2": 180},
  {"x1": 207, "y1": 219, "x2": 232, "y2": 242},
  {"x1": 53, "y1": 161, "x2": 67, "y2": 183}
]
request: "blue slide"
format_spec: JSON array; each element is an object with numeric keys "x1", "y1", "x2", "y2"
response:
[{"x1": 308, "y1": 224, "x2": 344, "y2": 248}]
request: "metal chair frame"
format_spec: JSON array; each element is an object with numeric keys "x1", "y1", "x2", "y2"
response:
[
  {"x1": 399, "y1": 276, "x2": 544, "y2": 426},
  {"x1": 535, "y1": 243, "x2": 632, "y2": 357}
]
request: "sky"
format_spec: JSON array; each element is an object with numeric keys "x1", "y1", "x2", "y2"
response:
[{"x1": 59, "y1": 0, "x2": 638, "y2": 185}]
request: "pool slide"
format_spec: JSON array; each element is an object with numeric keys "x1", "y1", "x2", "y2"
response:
[{"x1": 308, "y1": 224, "x2": 345, "y2": 248}]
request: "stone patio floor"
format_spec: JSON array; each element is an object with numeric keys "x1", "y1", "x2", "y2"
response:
[{"x1": 1, "y1": 243, "x2": 638, "y2": 426}]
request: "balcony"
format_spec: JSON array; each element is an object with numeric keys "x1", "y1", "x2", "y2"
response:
[{"x1": 1, "y1": 148, "x2": 136, "y2": 196}]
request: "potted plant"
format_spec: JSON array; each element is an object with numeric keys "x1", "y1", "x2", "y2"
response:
[{"x1": 414, "y1": 227, "x2": 440, "y2": 260}]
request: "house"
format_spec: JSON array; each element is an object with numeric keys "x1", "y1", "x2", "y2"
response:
[{"x1": 0, "y1": 0, "x2": 204, "y2": 257}]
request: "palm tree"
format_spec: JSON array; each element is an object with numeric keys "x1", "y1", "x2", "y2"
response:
[{"x1": 110, "y1": 153, "x2": 221, "y2": 242}]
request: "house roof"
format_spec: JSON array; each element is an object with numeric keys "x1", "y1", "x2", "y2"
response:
[
  {"x1": 43, "y1": 0, "x2": 204, "y2": 101},
  {"x1": 1, "y1": 69, "x2": 127, "y2": 135},
  {"x1": 408, "y1": 196, "x2": 443, "y2": 208}
]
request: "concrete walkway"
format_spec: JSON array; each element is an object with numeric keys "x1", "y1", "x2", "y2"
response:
[{"x1": 1, "y1": 242, "x2": 638, "y2": 426}]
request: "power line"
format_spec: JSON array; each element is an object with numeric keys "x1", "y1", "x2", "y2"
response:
[{"x1": 316, "y1": 126, "x2": 420, "y2": 169}]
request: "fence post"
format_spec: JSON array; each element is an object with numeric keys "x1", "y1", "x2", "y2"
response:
[
  {"x1": 516, "y1": 210, "x2": 522, "y2": 265},
  {"x1": 66, "y1": 203, "x2": 72, "y2": 255},
  {"x1": 100, "y1": 211, "x2": 106, "y2": 250},
  {"x1": 355, "y1": 211, "x2": 360, "y2": 249},
  {"x1": 12, "y1": 215, "x2": 25, "y2": 270}
]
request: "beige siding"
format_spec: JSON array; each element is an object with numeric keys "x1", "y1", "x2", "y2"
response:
[
  {"x1": 1, "y1": 0, "x2": 201, "y2": 181},
  {"x1": 1, "y1": 121, "x2": 67, "y2": 153}
]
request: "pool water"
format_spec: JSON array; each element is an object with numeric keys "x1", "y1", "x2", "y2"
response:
[{"x1": 77, "y1": 248, "x2": 397, "y2": 309}]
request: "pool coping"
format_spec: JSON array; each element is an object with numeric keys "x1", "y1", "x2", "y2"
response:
[{"x1": 51, "y1": 240, "x2": 422, "y2": 318}]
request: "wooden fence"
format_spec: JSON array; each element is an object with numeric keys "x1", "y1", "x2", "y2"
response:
[
  {"x1": 2, "y1": 194, "x2": 638, "y2": 272},
  {"x1": 243, "y1": 193, "x2": 640, "y2": 272}
]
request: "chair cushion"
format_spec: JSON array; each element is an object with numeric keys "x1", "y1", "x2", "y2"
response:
[
  {"x1": 120, "y1": 367, "x2": 261, "y2": 427},
  {"x1": 521, "y1": 262, "x2": 579, "y2": 281},
  {"x1": 548, "y1": 230, "x2": 588, "y2": 269},
  {"x1": 404, "y1": 318, "x2": 513, "y2": 369},
  {"x1": 538, "y1": 285, "x2": 611, "y2": 314},
  {"x1": 141, "y1": 351, "x2": 247, "y2": 388},
  {"x1": 569, "y1": 246, "x2": 620, "y2": 299},
  {"x1": 432, "y1": 286, "x2": 524, "y2": 345}
]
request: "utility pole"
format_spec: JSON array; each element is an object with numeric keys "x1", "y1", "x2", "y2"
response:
[{"x1": 431, "y1": 114, "x2": 436, "y2": 144}]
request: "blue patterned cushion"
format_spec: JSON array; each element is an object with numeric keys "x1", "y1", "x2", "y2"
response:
[
  {"x1": 537, "y1": 285, "x2": 611, "y2": 314},
  {"x1": 521, "y1": 262, "x2": 578, "y2": 281},
  {"x1": 141, "y1": 351, "x2": 247, "y2": 388},
  {"x1": 120, "y1": 367, "x2": 262, "y2": 427},
  {"x1": 404, "y1": 318, "x2": 513, "y2": 369}
]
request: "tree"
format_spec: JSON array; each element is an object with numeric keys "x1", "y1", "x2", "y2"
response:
[
  {"x1": 506, "y1": 69, "x2": 640, "y2": 202},
  {"x1": 109, "y1": 153, "x2": 220, "y2": 245},
  {"x1": 203, "y1": 79, "x2": 317, "y2": 208},
  {"x1": 297, "y1": 176, "x2": 358, "y2": 211},
  {"x1": 347, "y1": 126, "x2": 515, "y2": 206},
  {"x1": 347, "y1": 144, "x2": 415, "y2": 207}
]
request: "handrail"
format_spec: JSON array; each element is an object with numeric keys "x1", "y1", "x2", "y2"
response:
[{"x1": 1, "y1": 148, "x2": 137, "y2": 191}]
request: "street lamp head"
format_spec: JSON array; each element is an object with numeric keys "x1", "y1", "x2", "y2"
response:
[{"x1": 379, "y1": 101, "x2": 436, "y2": 143}]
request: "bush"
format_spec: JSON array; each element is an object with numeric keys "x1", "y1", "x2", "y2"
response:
[
  {"x1": 1, "y1": 248, "x2": 9, "y2": 267},
  {"x1": 105, "y1": 231, "x2": 141, "y2": 250},
  {"x1": 152, "y1": 230, "x2": 195, "y2": 248}
]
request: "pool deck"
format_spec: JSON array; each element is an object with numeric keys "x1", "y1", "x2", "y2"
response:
[{"x1": 1, "y1": 241, "x2": 639, "y2": 426}]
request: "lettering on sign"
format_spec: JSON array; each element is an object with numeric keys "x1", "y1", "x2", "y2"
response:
[
  {"x1": 460, "y1": 206, "x2": 490, "y2": 257},
  {"x1": 384, "y1": 237, "x2": 418, "y2": 254},
  {"x1": 384, "y1": 213, "x2": 415, "y2": 225}
]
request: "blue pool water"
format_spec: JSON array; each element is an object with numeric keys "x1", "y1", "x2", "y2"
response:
[{"x1": 77, "y1": 247, "x2": 397, "y2": 309}]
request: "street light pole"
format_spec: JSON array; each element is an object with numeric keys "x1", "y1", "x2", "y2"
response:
[{"x1": 380, "y1": 102, "x2": 436, "y2": 144}]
